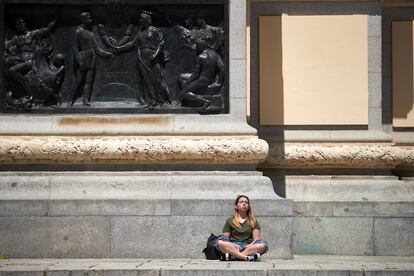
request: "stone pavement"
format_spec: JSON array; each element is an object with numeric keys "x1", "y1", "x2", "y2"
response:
[{"x1": 0, "y1": 255, "x2": 413, "y2": 275}]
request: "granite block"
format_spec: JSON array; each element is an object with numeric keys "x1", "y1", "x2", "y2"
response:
[
  {"x1": 170, "y1": 175, "x2": 276, "y2": 200},
  {"x1": 294, "y1": 202, "x2": 414, "y2": 218},
  {"x1": 286, "y1": 2, "x2": 380, "y2": 15},
  {"x1": 333, "y1": 202, "x2": 414, "y2": 218},
  {"x1": 0, "y1": 273, "x2": 44, "y2": 276},
  {"x1": 0, "y1": 217, "x2": 110, "y2": 258},
  {"x1": 368, "y1": 15, "x2": 381, "y2": 37},
  {"x1": 0, "y1": 116, "x2": 53, "y2": 135},
  {"x1": 171, "y1": 199, "x2": 292, "y2": 217},
  {"x1": 293, "y1": 217, "x2": 374, "y2": 255},
  {"x1": 229, "y1": 97, "x2": 247, "y2": 122},
  {"x1": 0, "y1": 200, "x2": 48, "y2": 217},
  {"x1": 268, "y1": 271, "x2": 363, "y2": 276},
  {"x1": 369, "y1": 72, "x2": 382, "y2": 108},
  {"x1": 286, "y1": 179, "x2": 414, "y2": 202},
  {"x1": 374, "y1": 218, "x2": 414, "y2": 256},
  {"x1": 49, "y1": 199, "x2": 171, "y2": 216},
  {"x1": 111, "y1": 216, "x2": 292, "y2": 259},
  {"x1": 293, "y1": 202, "x2": 335, "y2": 217},
  {"x1": 229, "y1": 59, "x2": 247, "y2": 98},
  {"x1": 368, "y1": 107, "x2": 382, "y2": 131},
  {"x1": 162, "y1": 271, "x2": 265, "y2": 276},
  {"x1": 111, "y1": 216, "x2": 225, "y2": 259},
  {"x1": 259, "y1": 217, "x2": 293, "y2": 259},
  {"x1": 0, "y1": 176, "x2": 49, "y2": 200},
  {"x1": 172, "y1": 114, "x2": 256, "y2": 134},
  {"x1": 364, "y1": 272, "x2": 413, "y2": 276},
  {"x1": 368, "y1": 36, "x2": 381, "y2": 73},
  {"x1": 229, "y1": 0, "x2": 246, "y2": 59},
  {"x1": 51, "y1": 115, "x2": 174, "y2": 135},
  {"x1": 49, "y1": 175, "x2": 171, "y2": 200}
]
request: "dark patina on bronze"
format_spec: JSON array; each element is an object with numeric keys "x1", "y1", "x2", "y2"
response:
[{"x1": 0, "y1": 1, "x2": 228, "y2": 114}]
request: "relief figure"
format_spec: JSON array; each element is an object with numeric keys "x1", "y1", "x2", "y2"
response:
[
  {"x1": 2, "y1": 16, "x2": 63, "y2": 109},
  {"x1": 175, "y1": 17, "x2": 224, "y2": 56},
  {"x1": 114, "y1": 11, "x2": 171, "y2": 108},
  {"x1": 71, "y1": 12, "x2": 113, "y2": 106},
  {"x1": 179, "y1": 38, "x2": 224, "y2": 111},
  {"x1": 1, "y1": 4, "x2": 227, "y2": 113}
]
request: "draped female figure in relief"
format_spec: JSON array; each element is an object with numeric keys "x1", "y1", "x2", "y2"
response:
[{"x1": 115, "y1": 11, "x2": 171, "y2": 108}]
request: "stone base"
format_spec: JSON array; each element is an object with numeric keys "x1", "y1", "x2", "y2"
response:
[
  {"x1": 0, "y1": 171, "x2": 293, "y2": 259},
  {"x1": 285, "y1": 175, "x2": 414, "y2": 202},
  {"x1": 285, "y1": 176, "x2": 414, "y2": 256}
]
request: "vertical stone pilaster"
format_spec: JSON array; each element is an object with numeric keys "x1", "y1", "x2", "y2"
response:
[{"x1": 368, "y1": 9, "x2": 383, "y2": 131}]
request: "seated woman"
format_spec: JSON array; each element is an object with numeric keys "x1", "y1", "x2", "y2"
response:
[{"x1": 215, "y1": 195, "x2": 268, "y2": 261}]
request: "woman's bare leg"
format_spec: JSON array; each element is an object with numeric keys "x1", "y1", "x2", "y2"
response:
[
  {"x1": 241, "y1": 243, "x2": 265, "y2": 256},
  {"x1": 217, "y1": 241, "x2": 247, "y2": 261}
]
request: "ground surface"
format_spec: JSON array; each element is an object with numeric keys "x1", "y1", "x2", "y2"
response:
[{"x1": 0, "y1": 255, "x2": 413, "y2": 275}]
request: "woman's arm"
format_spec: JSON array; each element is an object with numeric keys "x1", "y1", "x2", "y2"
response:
[
  {"x1": 223, "y1": 232, "x2": 230, "y2": 238},
  {"x1": 251, "y1": 229, "x2": 260, "y2": 243}
]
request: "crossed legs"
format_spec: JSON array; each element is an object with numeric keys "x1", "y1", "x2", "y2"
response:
[
  {"x1": 217, "y1": 240, "x2": 248, "y2": 260},
  {"x1": 217, "y1": 240, "x2": 266, "y2": 261}
]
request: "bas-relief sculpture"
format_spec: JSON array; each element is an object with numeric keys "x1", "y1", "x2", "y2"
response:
[
  {"x1": 114, "y1": 11, "x2": 172, "y2": 108},
  {"x1": 1, "y1": 3, "x2": 227, "y2": 114},
  {"x1": 71, "y1": 12, "x2": 114, "y2": 107},
  {"x1": 2, "y1": 16, "x2": 64, "y2": 109}
]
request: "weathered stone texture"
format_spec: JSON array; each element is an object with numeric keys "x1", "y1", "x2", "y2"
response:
[
  {"x1": 293, "y1": 217, "x2": 374, "y2": 255},
  {"x1": 0, "y1": 217, "x2": 111, "y2": 258},
  {"x1": 374, "y1": 218, "x2": 414, "y2": 256},
  {"x1": 111, "y1": 216, "x2": 292, "y2": 259},
  {"x1": 0, "y1": 136, "x2": 268, "y2": 165},
  {"x1": 264, "y1": 143, "x2": 414, "y2": 169}
]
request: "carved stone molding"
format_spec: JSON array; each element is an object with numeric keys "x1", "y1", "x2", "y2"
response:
[
  {"x1": 262, "y1": 143, "x2": 414, "y2": 169},
  {"x1": 382, "y1": 0, "x2": 414, "y2": 7},
  {"x1": 250, "y1": 0, "x2": 414, "y2": 7},
  {"x1": 0, "y1": 136, "x2": 268, "y2": 165}
]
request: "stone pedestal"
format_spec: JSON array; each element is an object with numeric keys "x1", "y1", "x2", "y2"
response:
[
  {"x1": 0, "y1": 171, "x2": 292, "y2": 259},
  {"x1": 0, "y1": 0, "x2": 293, "y2": 259}
]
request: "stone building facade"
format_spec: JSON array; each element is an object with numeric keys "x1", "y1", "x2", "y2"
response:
[
  {"x1": 0, "y1": 0, "x2": 413, "y2": 258},
  {"x1": 249, "y1": 0, "x2": 414, "y2": 256}
]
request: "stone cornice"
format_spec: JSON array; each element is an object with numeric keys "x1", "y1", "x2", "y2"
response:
[
  {"x1": 249, "y1": 0, "x2": 414, "y2": 7},
  {"x1": 382, "y1": 0, "x2": 414, "y2": 7},
  {"x1": 262, "y1": 143, "x2": 414, "y2": 169},
  {"x1": 0, "y1": 136, "x2": 268, "y2": 165}
]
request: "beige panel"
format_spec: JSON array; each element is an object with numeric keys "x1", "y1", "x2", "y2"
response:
[
  {"x1": 259, "y1": 15, "x2": 368, "y2": 125},
  {"x1": 392, "y1": 21, "x2": 414, "y2": 128},
  {"x1": 259, "y1": 16, "x2": 284, "y2": 125}
]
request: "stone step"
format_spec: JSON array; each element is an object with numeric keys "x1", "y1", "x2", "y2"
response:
[
  {"x1": 290, "y1": 201, "x2": 414, "y2": 256},
  {"x1": 0, "y1": 171, "x2": 292, "y2": 216},
  {"x1": 0, "y1": 171, "x2": 279, "y2": 200},
  {"x1": 0, "y1": 256, "x2": 414, "y2": 275},
  {"x1": 284, "y1": 176, "x2": 414, "y2": 201},
  {"x1": 293, "y1": 201, "x2": 414, "y2": 217},
  {"x1": 0, "y1": 171, "x2": 292, "y2": 217},
  {"x1": 0, "y1": 171, "x2": 293, "y2": 259}
]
